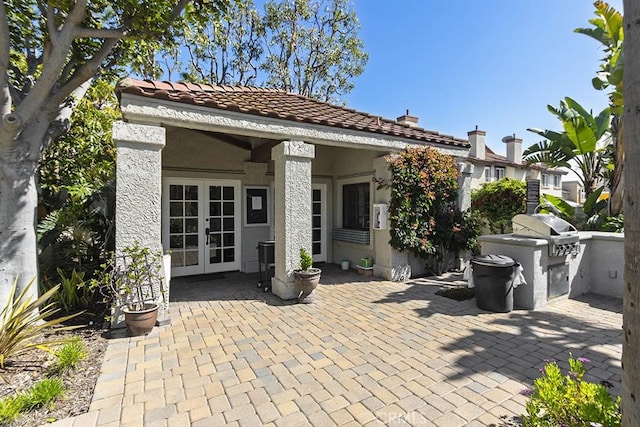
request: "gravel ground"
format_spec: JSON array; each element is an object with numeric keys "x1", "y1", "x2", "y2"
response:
[{"x1": 0, "y1": 324, "x2": 108, "y2": 426}]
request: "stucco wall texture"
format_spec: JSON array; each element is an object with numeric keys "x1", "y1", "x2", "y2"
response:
[
  {"x1": 271, "y1": 141, "x2": 315, "y2": 300},
  {"x1": 113, "y1": 121, "x2": 168, "y2": 321}
]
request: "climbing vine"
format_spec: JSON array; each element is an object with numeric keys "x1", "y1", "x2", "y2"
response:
[
  {"x1": 471, "y1": 178, "x2": 526, "y2": 234},
  {"x1": 385, "y1": 146, "x2": 479, "y2": 273}
]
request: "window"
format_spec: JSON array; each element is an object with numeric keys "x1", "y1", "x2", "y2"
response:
[
  {"x1": 484, "y1": 167, "x2": 491, "y2": 182},
  {"x1": 495, "y1": 167, "x2": 505, "y2": 180},
  {"x1": 541, "y1": 173, "x2": 550, "y2": 187},
  {"x1": 553, "y1": 175, "x2": 561, "y2": 188},
  {"x1": 343, "y1": 183, "x2": 370, "y2": 230}
]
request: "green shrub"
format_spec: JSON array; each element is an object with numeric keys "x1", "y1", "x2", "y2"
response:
[
  {"x1": 45, "y1": 268, "x2": 93, "y2": 313},
  {"x1": 0, "y1": 398, "x2": 21, "y2": 424},
  {"x1": 385, "y1": 146, "x2": 478, "y2": 274},
  {"x1": 0, "y1": 278, "x2": 81, "y2": 368},
  {"x1": 0, "y1": 378, "x2": 64, "y2": 423},
  {"x1": 471, "y1": 178, "x2": 526, "y2": 234},
  {"x1": 521, "y1": 356, "x2": 621, "y2": 427},
  {"x1": 51, "y1": 338, "x2": 87, "y2": 374},
  {"x1": 299, "y1": 248, "x2": 314, "y2": 271}
]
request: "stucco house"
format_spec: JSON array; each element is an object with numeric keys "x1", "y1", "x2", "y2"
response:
[
  {"x1": 467, "y1": 128, "x2": 566, "y2": 197},
  {"x1": 562, "y1": 180, "x2": 586, "y2": 205},
  {"x1": 113, "y1": 79, "x2": 472, "y2": 301}
]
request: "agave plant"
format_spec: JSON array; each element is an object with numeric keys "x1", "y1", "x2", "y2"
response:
[{"x1": 0, "y1": 278, "x2": 81, "y2": 368}]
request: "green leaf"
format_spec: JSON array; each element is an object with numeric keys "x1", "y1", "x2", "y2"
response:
[
  {"x1": 583, "y1": 186, "x2": 604, "y2": 216},
  {"x1": 540, "y1": 194, "x2": 575, "y2": 220}
]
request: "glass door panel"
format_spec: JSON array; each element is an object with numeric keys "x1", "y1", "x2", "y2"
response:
[
  {"x1": 206, "y1": 182, "x2": 240, "y2": 273},
  {"x1": 164, "y1": 181, "x2": 204, "y2": 276},
  {"x1": 312, "y1": 184, "x2": 327, "y2": 262}
]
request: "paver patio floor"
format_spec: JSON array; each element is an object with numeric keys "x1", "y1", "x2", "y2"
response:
[{"x1": 49, "y1": 264, "x2": 622, "y2": 426}]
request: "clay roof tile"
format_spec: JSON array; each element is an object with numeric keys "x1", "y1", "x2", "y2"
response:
[{"x1": 116, "y1": 78, "x2": 469, "y2": 148}]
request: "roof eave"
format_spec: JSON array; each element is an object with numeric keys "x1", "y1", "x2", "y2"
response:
[{"x1": 119, "y1": 93, "x2": 469, "y2": 158}]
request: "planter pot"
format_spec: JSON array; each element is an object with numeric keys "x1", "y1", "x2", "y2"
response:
[
  {"x1": 356, "y1": 265, "x2": 373, "y2": 276},
  {"x1": 293, "y1": 268, "x2": 321, "y2": 304},
  {"x1": 123, "y1": 303, "x2": 159, "y2": 336},
  {"x1": 341, "y1": 261, "x2": 350, "y2": 270}
]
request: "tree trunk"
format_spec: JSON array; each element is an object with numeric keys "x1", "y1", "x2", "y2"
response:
[
  {"x1": 0, "y1": 113, "x2": 50, "y2": 310},
  {"x1": 623, "y1": 1, "x2": 640, "y2": 425},
  {"x1": 610, "y1": 115, "x2": 624, "y2": 216},
  {"x1": 0, "y1": 160, "x2": 39, "y2": 309}
]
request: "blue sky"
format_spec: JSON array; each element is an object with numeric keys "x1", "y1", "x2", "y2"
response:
[{"x1": 347, "y1": 0, "x2": 623, "y2": 155}]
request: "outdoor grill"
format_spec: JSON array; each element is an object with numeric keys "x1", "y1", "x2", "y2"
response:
[{"x1": 512, "y1": 213, "x2": 580, "y2": 257}]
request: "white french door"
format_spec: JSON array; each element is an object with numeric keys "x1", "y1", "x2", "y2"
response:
[{"x1": 163, "y1": 179, "x2": 241, "y2": 277}]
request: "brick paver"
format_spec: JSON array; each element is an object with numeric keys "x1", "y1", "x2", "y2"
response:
[{"x1": 46, "y1": 266, "x2": 622, "y2": 426}]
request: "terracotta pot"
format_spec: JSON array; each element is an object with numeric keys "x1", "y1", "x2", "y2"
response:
[
  {"x1": 123, "y1": 303, "x2": 159, "y2": 336},
  {"x1": 293, "y1": 268, "x2": 321, "y2": 304}
]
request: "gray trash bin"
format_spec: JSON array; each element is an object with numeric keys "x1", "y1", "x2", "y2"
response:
[{"x1": 471, "y1": 254, "x2": 518, "y2": 313}]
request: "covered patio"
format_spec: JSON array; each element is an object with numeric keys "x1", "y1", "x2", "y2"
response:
[
  {"x1": 112, "y1": 78, "x2": 471, "y2": 312},
  {"x1": 50, "y1": 266, "x2": 622, "y2": 426}
]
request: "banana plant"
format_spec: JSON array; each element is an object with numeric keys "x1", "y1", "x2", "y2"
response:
[
  {"x1": 539, "y1": 186, "x2": 611, "y2": 231},
  {"x1": 525, "y1": 97, "x2": 610, "y2": 200},
  {"x1": 575, "y1": 0, "x2": 624, "y2": 215}
]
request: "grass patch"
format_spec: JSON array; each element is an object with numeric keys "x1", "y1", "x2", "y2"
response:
[
  {"x1": 0, "y1": 378, "x2": 64, "y2": 424},
  {"x1": 436, "y1": 286, "x2": 475, "y2": 301},
  {"x1": 51, "y1": 338, "x2": 87, "y2": 374}
]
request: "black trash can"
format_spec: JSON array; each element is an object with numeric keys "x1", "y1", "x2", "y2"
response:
[
  {"x1": 471, "y1": 255, "x2": 518, "y2": 313},
  {"x1": 257, "y1": 241, "x2": 275, "y2": 292}
]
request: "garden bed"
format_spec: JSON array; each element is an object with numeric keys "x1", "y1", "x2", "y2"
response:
[{"x1": 0, "y1": 323, "x2": 107, "y2": 426}]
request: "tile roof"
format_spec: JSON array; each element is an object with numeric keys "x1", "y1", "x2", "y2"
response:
[{"x1": 116, "y1": 78, "x2": 469, "y2": 148}]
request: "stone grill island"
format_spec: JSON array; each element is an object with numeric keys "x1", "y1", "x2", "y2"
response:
[{"x1": 478, "y1": 213, "x2": 624, "y2": 309}]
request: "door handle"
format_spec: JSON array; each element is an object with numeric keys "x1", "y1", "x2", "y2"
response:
[{"x1": 205, "y1": 227, "x2": 210, "y2": 245}]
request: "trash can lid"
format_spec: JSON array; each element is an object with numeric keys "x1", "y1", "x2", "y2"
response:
[{"x1": 471, "y1": 254, "x2": 515, "y2": 267}]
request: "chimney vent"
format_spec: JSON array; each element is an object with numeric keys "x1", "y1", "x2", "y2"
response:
[
  {"x1": 503, "y1": 134, "x2": 523, "y2": 164},
  {"x1": 468, "y1": 127, "x2": 487, "y2": 160},
  {"x1": 396, "y1": 110, "x2": 419, "y2": 127}
]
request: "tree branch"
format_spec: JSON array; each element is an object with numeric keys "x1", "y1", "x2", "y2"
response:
[
  {"x1": 0, "y1": 0, "x2": 11, "y2": 116},
  {"x1": 75, "y1": 27, "x2": 127, "y2": 39},
  {"x1": 37, "y1": 0, "x2": 60, "y2": 45},
  {"x1": 14, "y1": 0, "x2": 88, "y2": 128},
  {"x1": 170, "y1": 0, "x2": 191, "y2": 22},
  {"x1": 49, "y1": 38, "x2": 118, "y2": 108},
  {"x1": 67, "y1": 0, "x2": 88, "y2": 26},
  {"x1": 43, "y1": 78, "x2": 93, "y2": 145},
  {"x1": 60, "y1": 57, "x2": 78, "y2": 84}
]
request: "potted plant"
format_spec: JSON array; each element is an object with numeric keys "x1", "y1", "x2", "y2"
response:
[
  {"x1": 91, "y1": 242, "x2": 164, "y2": 336},
  {"x1": 293, "y1": 248, "x2": 321, "y2": 303}
]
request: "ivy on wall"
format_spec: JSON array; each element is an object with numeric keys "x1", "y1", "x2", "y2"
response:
[
  {"x1": 384, "y1": 146, "x2": 479, "y2": 273},
  {"x1": 471, "y1": 178, "x2": 526, "y2": 234}
]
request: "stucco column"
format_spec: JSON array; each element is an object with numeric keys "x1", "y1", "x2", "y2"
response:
[
  {"x1": 113, "y1": 121, "x2": 168, "y2": 323},
  {"x1": 271, "y1": 141, "x2": 315, "y2": 299},
  {"x1": 372, "y1": 156, "x2": 411, "y2": 281},
  {"x1": 458, "y1": 161, "x2": 474, "y2": 211}
]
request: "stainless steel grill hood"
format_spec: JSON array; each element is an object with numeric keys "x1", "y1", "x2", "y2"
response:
[
  {"x1": 512, "y1": 213, "x2": 580, "y2": 257},
  {"x1": 512, "y1": 213, "x2": 577, "y2": 237}
]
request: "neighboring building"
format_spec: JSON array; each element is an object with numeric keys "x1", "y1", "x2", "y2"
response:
[
  {"x1": 113, "y1": 79, "x2": 471, "y2": 301},
  {"x1": 467, "y1": 128, "x2": 566, "y2": 198},
  {"x1": 562, "y1": 181, "x2": 586, "y2": 205}
]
